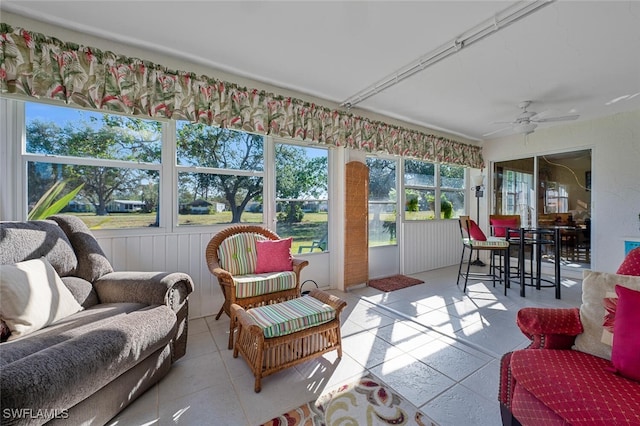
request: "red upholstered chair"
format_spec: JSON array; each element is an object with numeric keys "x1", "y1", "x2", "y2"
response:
[
  {"x1": 617, "y1": 246, "x2": 640, "y2": 276},
  {"x1": 499, "y1": 303, "x2": 640, "y2": 425}
]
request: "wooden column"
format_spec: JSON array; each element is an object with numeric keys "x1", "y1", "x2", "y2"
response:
[{"x1": 344, "y1": 161, "x2": 368, "y2": 289}]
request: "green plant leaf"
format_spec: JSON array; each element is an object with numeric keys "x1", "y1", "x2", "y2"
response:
[{"x1": 28, "y1": 180, "x2": 85, "y2": 220}]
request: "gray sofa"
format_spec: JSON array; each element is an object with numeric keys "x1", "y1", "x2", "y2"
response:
[{"x1": 0, "y1": 215, "x2": 194, "y2": 425}]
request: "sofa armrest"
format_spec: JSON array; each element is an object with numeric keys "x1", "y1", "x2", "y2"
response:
[
  {"x1": 516, "y1": 307, "x2": 583, "y2": 349},
  {"x1": 95, "y1": 271, "x2": 194, "y2": 310}
]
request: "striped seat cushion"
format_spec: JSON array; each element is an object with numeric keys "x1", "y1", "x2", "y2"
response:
[
  {"x1": 233, "y1": 271, "x2": 298, "y2": 298},
  {"x1": 218, "y1": 233, "x2": 266, "y2": 275},
  {"x1": 464, "y1": 238, "x2": 510, "y2": 249},
  {"x1": 246, "y1": 295, "x2": 336, "y2": 338}
]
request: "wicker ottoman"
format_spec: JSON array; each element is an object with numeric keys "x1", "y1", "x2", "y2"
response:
[{"x1": 231, "y1": 289, "x2": 347, "y2": 392}]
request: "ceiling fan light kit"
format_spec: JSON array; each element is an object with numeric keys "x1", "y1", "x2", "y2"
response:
[
  {"x1": 514, "y1": 122, "x2": 538, "y2": 135},
  {"x1": 484, "y1": 99, "x2": 580, "y2": 138}
]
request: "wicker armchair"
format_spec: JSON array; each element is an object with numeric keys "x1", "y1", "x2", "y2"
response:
[{"x1": 205, "y1": 225, "x2": 309, "y2": 349}]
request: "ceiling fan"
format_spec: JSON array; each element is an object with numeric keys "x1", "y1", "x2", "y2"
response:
[{"x1": 483, "y1": 100, "x2": 579, "y2": 137}]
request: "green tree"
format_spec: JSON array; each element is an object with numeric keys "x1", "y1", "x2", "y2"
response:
[
  {"x1": 26, "y1": 115, "x2": 161, "y2": 215},
  {"x1": 177, "y1": 124, "x2": 264, "y2": 223},
  {"x1": 275, "y1": 145, "x2": 328, "y2": 223}
]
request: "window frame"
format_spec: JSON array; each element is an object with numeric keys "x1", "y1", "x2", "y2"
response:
[
  {"x1": 366, "y1": 155, "x2": 399, "y2": 247},
  {"x1": 402, "y1": 159, "x2": 467, "y2": 221}
]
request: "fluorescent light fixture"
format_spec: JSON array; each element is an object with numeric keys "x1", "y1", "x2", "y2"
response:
[{"x1": 341, "y1": 0, "x2": 555, "y2": 108}]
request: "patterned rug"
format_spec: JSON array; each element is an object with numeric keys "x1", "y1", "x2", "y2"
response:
[
  {"x1": 368, "y1": 274, "x2": 424, "y2": 292},
  {"x1": 260, "y1": 374, "x2": 437, "y2": 426}
]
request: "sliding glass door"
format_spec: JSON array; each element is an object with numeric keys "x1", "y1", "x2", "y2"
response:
[{"x1": 493, "y1": 149, "x2": 591, "y2": 268}]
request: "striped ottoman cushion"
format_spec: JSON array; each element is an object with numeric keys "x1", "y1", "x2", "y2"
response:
[
  {"x1": 233, "y1": 271, "x2": 297, "y2": 298},
  {"x1": 246, "y1": 295, "x2": 336, "y2": 338}
]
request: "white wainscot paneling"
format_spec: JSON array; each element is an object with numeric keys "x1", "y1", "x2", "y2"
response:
[
  {"x1": 403, "y1": 220, "x2": 472, "y2": 275},
  {"x1": 96, "y1": 231, "x2": 221, "y2": 319},
  {"x1": 369, "y1": 245, "x2": 400, "y2": 280}
]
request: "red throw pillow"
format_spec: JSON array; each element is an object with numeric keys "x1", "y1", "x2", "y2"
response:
[
  {"x1": 617, "y1": 247, "x2": 640, "y2": 276},
  {"x1": 468, "y1": 220, "x2": 487, "y2": 241},
  {"x1": 255, "y1": 238, "x2": 293, "y2": 274},
  {"x1": 490, "y1": 218, "x2": 519, "y2": 237},
  {"x1": 610, "y1": 285, "x2": 640, "y2": 382}
]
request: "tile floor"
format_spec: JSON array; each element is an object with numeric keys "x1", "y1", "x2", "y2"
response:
[{"x1": 107, "y1": 264, "x2": 584, "y2": 426}]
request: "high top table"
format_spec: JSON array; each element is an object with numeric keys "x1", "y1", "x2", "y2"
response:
[{"x1": 504, "y1": 227, "x2": 562, "y2": 299}]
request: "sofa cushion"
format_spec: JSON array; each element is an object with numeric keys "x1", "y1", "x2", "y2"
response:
[
  {"x1": 233, "y1": 271, "x2": 298, "y2": 298},
  {"x1": 246, "y1": 295, "x2": 336, "y2": 338},
  {"x1": 61, "y1": 276, "x2": 100, "y2": 308},
  {"x1": 0, "y1": 220, "x2": 78, "y2": 277},
  {"x1": 255, "y1": 238, "x2": 293, "y2": 273},
  {"x1": 48, "y1": 214, "x2": 114, "y2": 282},
  {"x1": 573, "y1": 270, "x2": 640, "y2": 360},
  {"x1": 0, "y1": 258, "x2": 83, "y2": 340},
  {"x1": 218, "y1": 232, "x2": 265, "y2": 275},
  {"x1": 0, "y1": 302, "x2": 146, "y2": 366},
  {"x1": 0, "y1": 304, "x2": 176, "y2": 414},
  {"x1": 511, "y1": 385, "x2": 567, "y2": 426},
  {"x1": 510, "y1": 349, "x2": 640, "y2": 425},
  {"x1": 610, "y1": 285, "x2": 640, "y2": 382}
]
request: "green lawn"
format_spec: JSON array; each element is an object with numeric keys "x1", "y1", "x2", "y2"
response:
[{"x1": 70, "y1": 211, "x2": 329, "y2": 253}]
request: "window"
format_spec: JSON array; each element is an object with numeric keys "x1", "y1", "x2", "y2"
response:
[
  {"x1": 439, "y1": 164, "x2": 465, "y2": 219},
  {"x1": 176, "y1": 122, "x2": 264, "y2": 225},
  {"x1": 404, "y1": 159, "x2": 465, "y2": 220},
  {"x1": 275, "y1": 143, "x2": 328, "y2": 254},
  {"x1": 25, "y1": 102, "x2": 162, "y2": 229},
  {"x1": 367, "y1": 157, "x2": 397, "y2": 246},
  {"x1": 404, "y1": 160, "x2": 436, "y2": 220}
]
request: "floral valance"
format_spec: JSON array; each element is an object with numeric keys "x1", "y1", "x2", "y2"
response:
[{"x1": 0, "y1": 24, "x2": 483, "y2": 168}]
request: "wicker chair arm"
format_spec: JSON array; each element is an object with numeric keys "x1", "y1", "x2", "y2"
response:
[
  {"x1": 309, "y1": 288, "x2": 347, "y2": 315},
  {"x1": 292, "y1": 257, "x2": 310, "y2": 274},
  {"x1": 516, "y1": 307, "x2": 583, "y2": 349},
  {"x1": 231, "y1": 304, "x2": 263, "y2": 335}
]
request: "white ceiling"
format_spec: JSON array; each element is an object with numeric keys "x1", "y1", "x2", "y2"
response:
[{"x1": 3, "y1": 1, "x2": 640, "y2": 142}]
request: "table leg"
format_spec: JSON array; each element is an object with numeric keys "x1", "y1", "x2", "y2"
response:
[
  {"x1": 519, "y1": 230, "x2": 526, "y2": 298},
  {"x1": 555, "y1": 228, "x2": 561, "y2": 299}
]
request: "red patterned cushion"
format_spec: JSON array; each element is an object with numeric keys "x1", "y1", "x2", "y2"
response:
[
  {"x1": 617, "y1": 247, "x2": 640, "y2": 276},
  {"x1": 255, "y1": 238, "x2": 293, "y2": 274},
  {"x1": 511, "y1": 385, "x2": 567, "y2": 426},
  {"x1": 511, "y1": 349, "x2": 640, "y2": 425},
  {"x1": 468, "y1": 220, "x2": 487, "y2": 241},
  {"x1": 611, "y1": 285, "x2": 640, "y2": 381},
  {"x1": 516, "y1": 308, "x2": 583, "y2": 349},
  {"x1": 490, "y1": 218, "x2": 519, "y2": 237}
]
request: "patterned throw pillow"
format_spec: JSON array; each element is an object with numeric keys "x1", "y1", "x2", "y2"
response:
[
  {"x1": 617, "y1": 247, "x2": 640, "y2": 276},
  {"x1": 602, "y1": 292, "x2": 617, "y2": 346},
  {"x1": 573, "y1": 270, "x2": 640, "y2": 360},
  {"x1": 255, "y1": 238, "x2": 293, "y2": 274}
]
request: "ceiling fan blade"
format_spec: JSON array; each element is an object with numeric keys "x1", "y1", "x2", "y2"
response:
[
  {"x1": 534, "y1": 114, "x2": 580, "y2": 123},
  {"x1": 483, "y1": 126, "x2": 513, "y2": 137}
]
